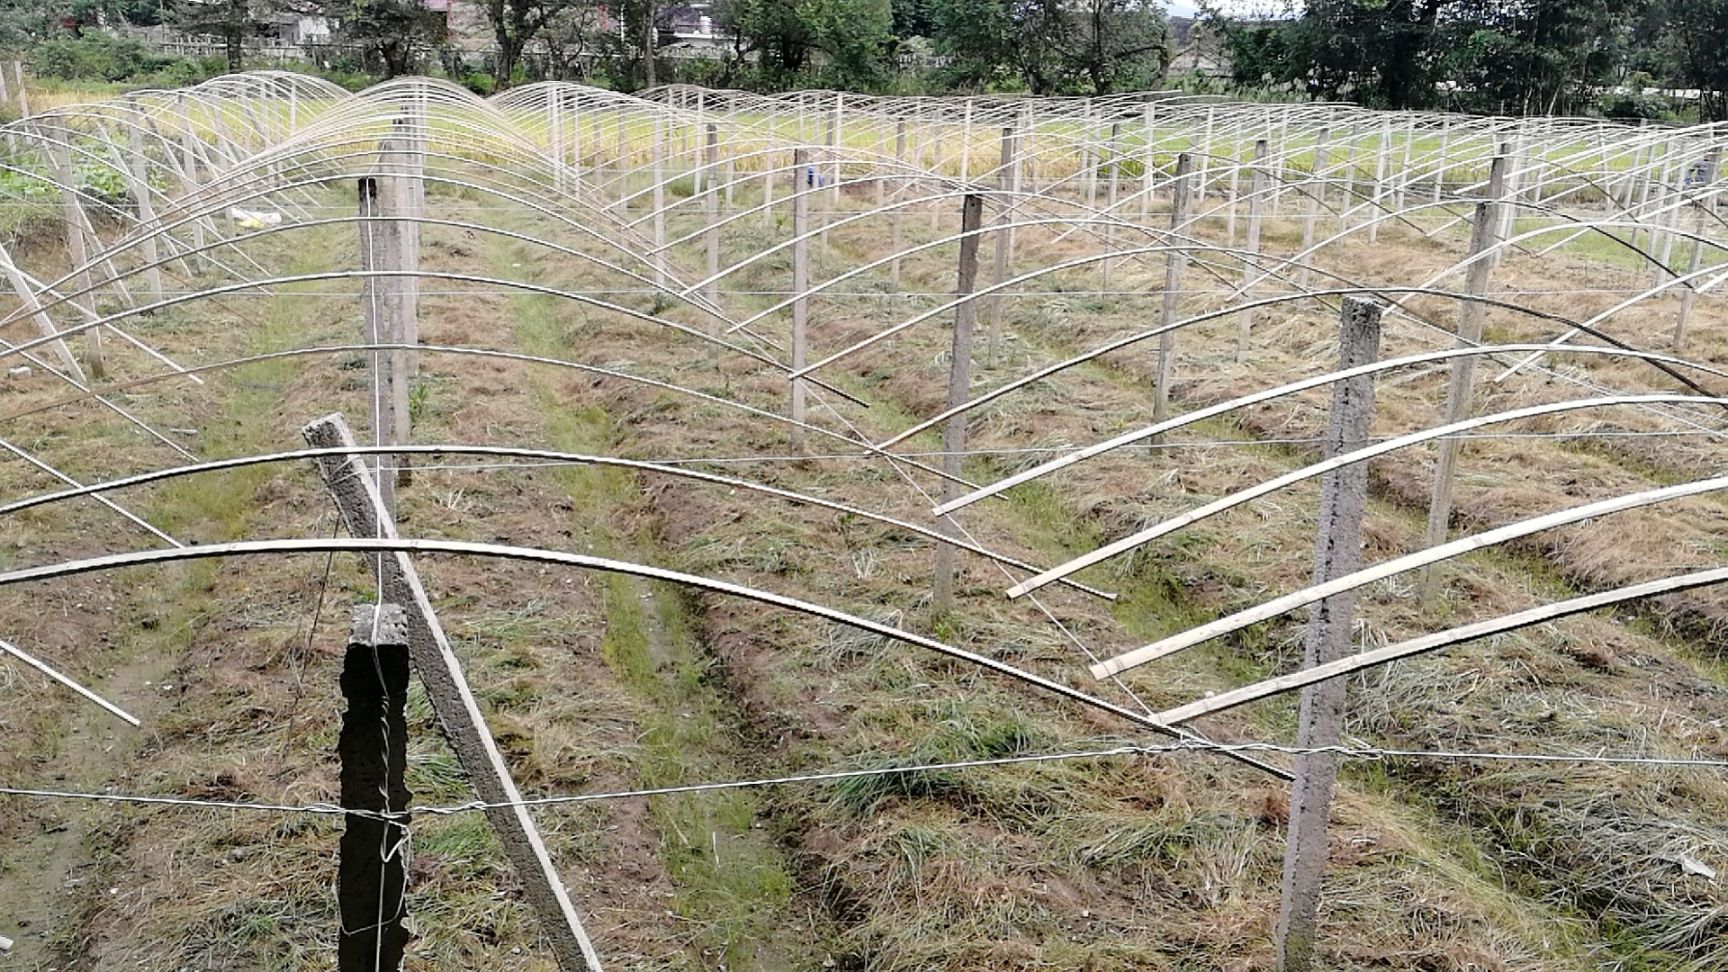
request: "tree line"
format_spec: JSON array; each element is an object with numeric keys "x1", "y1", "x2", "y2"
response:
[
  {"x1": 1210, "y1": 0, "x2": 1728, "y2": 120},
  {"x1": 2, "y1": 0, "x2": 1725, "y2": 120}
]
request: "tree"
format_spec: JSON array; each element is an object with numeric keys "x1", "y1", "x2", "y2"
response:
[
  {"x1": 482, "y1": 0, "x2": 585, "y2": 88},
  {"x1": 543, "y1": 1, "x2": 604, "y2": 80},
  {"x1": 717, "y1": 0, "x2": 893, "y2": 90},
  {"x1": 1438, "y1": 0, "x2": 1639, "y2": 115},
  {"x1": 1204, "y1": 0, "x2": 1458, "y2": 109},
  {"x1": 169, "y1": 0, "x2": 263, "y2": 72},
  {"x1": 1658, "y1": 0, "x2": 1728, "y2": 120},
  {"x1": 314, "y1": 0, "x2": 445, "y2": 78},
  {"x1": 930, "y1": 0, "x2": 1167, "y2": 95},
  {"x1": 716, "y1": 0, "x2": 815, "y2": 83}
]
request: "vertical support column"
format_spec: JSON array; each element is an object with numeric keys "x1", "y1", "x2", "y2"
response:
[
  {"x1": 1153, "y1": 153, "x2": 1193, "y2": 425},
  {"x1": 985, "y1": 125, "x2": 1016, "y2": 367},
  {"x1": 651, "y1": 115, "x2": 667, "y2": 287},
  {"x1": 826, "y1": 92, "x2": 843, "y2": 237},
  {"x1": 890, "y1": 118, "x2": 907, "y2": 290},
  {"x1": 124, "y1": 106, "x2": 164, "y2": 304},
  {"x1": 704, "y1": 123, "x2": 720, "y2": 307},
  {"x1": 303, "y1": 414, "x2": 604, "y2": 972},
  {"x1": 355, "y1": 177, "x2": 394, "y2": 517},
  {"x1": 356, "y1": 164, "x2": 416, "y2": 513},
  {"x1": 958, "y1": 99, "x2": 974, "y2": 182},
  {"x1": 12, "y1": 60, "x2": 28, "y2": 118},
  {"x1": 790, "y1": 148, "x2": 810, "y2": 445},
  {"x1": 43, "y1": 120, "x2": 102, "y2": 377},
  {"x1": 175, "y1": 92, "x2": 209, "y2": 268},
  {"x1": 1433, "y1": 119, "x2": 1452, "y2": 205},
  {"x1": 1237, "y1": 139, "x2": 1269, "y2": 364},
  {"x1": 1419, "y1": 152, "x2": 1507, "y2": 602},
  {"x1": 338, "y1": 603, "x2": 412, "y2": 972},
  {"x1": 931, "y1": 194, "x2": 985, "y2": 616},
  {"x1": 1140, "y1": 103, "x2": 1157, "y2": 223},
  {"x1": 1674, "y1": 148, "x2": 1721, "y2": 349},
  {"x1": 1368, "y1": 120, "x2": 1391, "y2": 244},
  {"x1": 1101, "y1": 121, "x2": 1122, "y2": 288},
  {"x1": 1299, "y1": 128, "x2": 1330, "y2": 288},
  {"x1": 1274, "y1": 297, "x2": 1382, "y2": 972}
]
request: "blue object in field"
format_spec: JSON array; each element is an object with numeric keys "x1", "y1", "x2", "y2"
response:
[{"x1": 806, "y1": 165, "x2": 824, "y2": 188}]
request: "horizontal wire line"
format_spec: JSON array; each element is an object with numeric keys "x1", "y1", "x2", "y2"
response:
[{"x1": 3, "y1": 739, "x2": 1724, "y2": 824}]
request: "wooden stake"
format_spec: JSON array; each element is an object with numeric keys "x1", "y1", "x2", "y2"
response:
[
  {"x1": 1419, "y1": 153, "x2": 1507, "y2": 602},
  {"x1": 338, "y1": 603, "x2": 411, "y2": 972},
  {"x1": 1154, "y1": 154, "x2": 1193, "y2": 425},
  {"x1": 1274, "y1": 297, "x2": 1382, "y2": 972},
  {"x1": 932, "y1": 194, "x2": 985, "y2": 615},
  {"x1": 303, "y1": 414, "x2": 604, "y2": 972}
]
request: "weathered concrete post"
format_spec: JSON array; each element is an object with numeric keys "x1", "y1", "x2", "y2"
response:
[
  {"x1": 932, "y1": 194, "x2": 986, "y2": 615},
  {"x1": 337, "y1": 603, "x2": 412, "y2": 972},
  {"x1": 1419, "y1": 152, "x2": 1508, "y2": 602},
  {"x1": 1275, "y1": 297, "x2": 1382, "y2": 972},
  {"x1": 1153, "y1": 153, "x2": 1193, "y2": 425}
]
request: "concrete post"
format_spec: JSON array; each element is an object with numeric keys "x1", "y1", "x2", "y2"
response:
[
  {"x1": 1237, "y1": 140, "x2": 1269, "y2": 363},
  {"x1": 1419, "y1": 153, "x2": 1508, "y2": 602},
  {"x1": 1274, "y1": 297, "x2": 1382, "y2": 972},
  {"x1": 932, "y1": 194, "x2": 985, "y2": 615},
  {"x1": 1154, "y1": 154, "x2": 1193, "y2": 425}
]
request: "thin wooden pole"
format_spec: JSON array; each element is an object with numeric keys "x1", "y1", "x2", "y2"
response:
[
  {"x1": 932, "y1": 194, "x2": 986, "y2": 615},
  {"x1": 1274, "y1": 297, "x2": 1382, "y2": 972},
  {"x1": 123, "y1": 105, "x2": 163, "y2": 304},
  {"x1": 1419, "y1": 152, "x2": 1508, "y2": 602},
  {"x1": 1154, "y1": 153, "x2": 1193, "y2": 425}
]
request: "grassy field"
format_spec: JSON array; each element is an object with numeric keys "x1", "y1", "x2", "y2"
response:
[{"x1": 0, "y1": 83, "x2": 1723, "y2": 970}]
